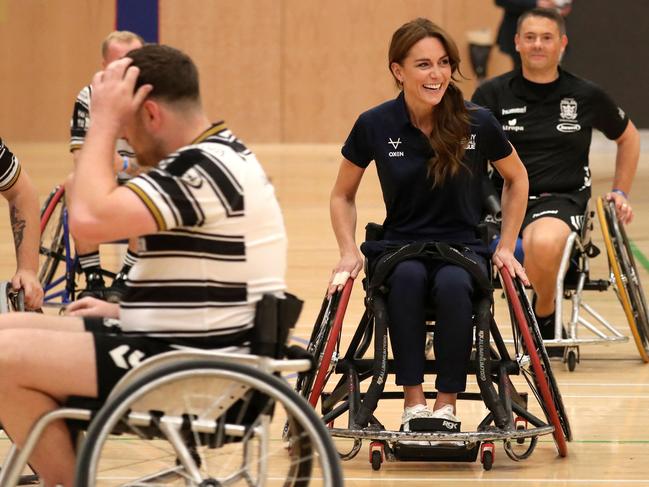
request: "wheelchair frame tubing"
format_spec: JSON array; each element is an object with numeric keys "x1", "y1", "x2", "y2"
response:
[
  {"x1": 39, "y1": 186, "x2": 77, "y2": 305},
  {"x1": 475, "y1": 296, "x2": 512, "y2": 430}
]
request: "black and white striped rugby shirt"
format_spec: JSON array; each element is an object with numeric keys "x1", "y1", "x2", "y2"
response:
[
  {"x1": 121, "y1": 123, "x2": 287, "y2": 336},
  {"x1": 0, "y1": 139, "x2": 21, "y2": 192},
  {"x1": 70, "y1": 85, "x2": 137, "y2": 164}
]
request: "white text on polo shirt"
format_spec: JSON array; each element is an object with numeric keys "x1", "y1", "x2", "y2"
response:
[
  {"x1": 502, "y1": 106, "x2": 526, "y2": 115},
  {"x1": 503, "y1": 118, "x2": 524, "y2": 132}
]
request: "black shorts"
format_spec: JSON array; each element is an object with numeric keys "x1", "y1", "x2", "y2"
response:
[
  {"x1": 522, "y1": 190, "x2": 590, "y2": 233},
  {"x1": 84, "y1": 317, "x2": 251, "y2": 401}
]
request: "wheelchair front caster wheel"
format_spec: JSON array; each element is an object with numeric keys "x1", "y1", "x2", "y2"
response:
[
  {"x1": 371, "y1": 450, "x2": 382, "y2": 471},
  {"x1": 480, "y1": 442, "x2": 495, "y2": 471},
  {"x1": 370, "y1": 442, "x2": 384, "y2": 471},
  {"x1": 567, "y1": 349, "x2": 578, "y2": 372}
]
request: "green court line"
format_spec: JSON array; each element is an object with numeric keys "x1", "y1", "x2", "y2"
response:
[
  {"x1": 539, "y1": 439, "x2": 649, "y2": 444},
  {"x1": 630, "y1": 240, "x2": 649, "y2": 273}
]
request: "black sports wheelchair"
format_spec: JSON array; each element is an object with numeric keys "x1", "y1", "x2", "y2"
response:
[
  {"x1": 0, "y1": 289, "x2": 343, "y2": 486},
  {"x1": 294, "y1": 222, "x2": 572, "y2": 472}
]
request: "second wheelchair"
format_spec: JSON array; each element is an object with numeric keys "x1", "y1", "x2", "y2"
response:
[
  {"x1": 529, "y1": 196, "x2": 649, "y2": 371},
  {"x1": 39, "y1": 185, "x2": 120, "y2": 307}
]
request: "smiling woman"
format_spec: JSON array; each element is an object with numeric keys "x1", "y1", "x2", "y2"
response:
[{"x1": 328, "y1": 17, "x2": 529, "y2": 432}]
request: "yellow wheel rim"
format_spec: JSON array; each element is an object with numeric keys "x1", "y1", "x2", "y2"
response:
[{"x1": 596, "y1": 197, "x2": 649, "y2": 362}]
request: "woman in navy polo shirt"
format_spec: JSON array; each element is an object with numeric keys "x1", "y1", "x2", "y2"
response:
[{"x1": 329, "y1": 18, "x2": 529, "y2": 431}]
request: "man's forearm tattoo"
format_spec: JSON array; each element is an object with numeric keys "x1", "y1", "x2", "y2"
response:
[{"x1": 9, "y1": 205, "x2": 26, "y2": 252}]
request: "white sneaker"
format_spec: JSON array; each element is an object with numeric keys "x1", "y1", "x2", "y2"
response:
[
  {"x1": 401, "y1": 404, "x2": 461, "y2": 433},
  {"x1": 431, "y1": 404, "x2": 459, "y2": 422},
  {"x1": 401, "y1": 404, "x2": 435, "y2": 432}
]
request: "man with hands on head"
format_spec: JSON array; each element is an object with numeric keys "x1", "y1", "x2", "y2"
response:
[{"x1": 0, "y1": 45, "x2": 287, "y2": 486}]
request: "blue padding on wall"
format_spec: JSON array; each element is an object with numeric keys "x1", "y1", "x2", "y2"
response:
[{"x1": 116, "y1": 0, "x2": 159, "y2": 43}]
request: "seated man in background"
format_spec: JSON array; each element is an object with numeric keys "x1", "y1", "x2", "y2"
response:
[
  {"x1": 472, "y1": 7, "x2": 640, "y2": 346},
  {"x1": 69, "y1": 30, "x2": 144, "y2": 301},
  {"x1": 0, "y1": 45, "x2": 287, "y2": 486},
  {"x1": 0, "y1": 138, "x2": 43, "y2": 309}
]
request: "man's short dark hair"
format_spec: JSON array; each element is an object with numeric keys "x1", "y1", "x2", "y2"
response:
[
  {"x1": 128, "y1": 44, "x2": 201, "y2": 104},
  {"x1": 517, "y1": 7, "x2": 566, "y2": 36}
]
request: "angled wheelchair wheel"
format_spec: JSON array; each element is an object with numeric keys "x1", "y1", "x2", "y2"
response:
[
  {"x1": 500, "y1": 268, "x2": 571, "y2": 457},
  {"x1": 597, "y1": 197, "x2": 649, "y2": 362},
  {"x1": 39, "y1": 186, "x2": 76, "y2": 304},
  {"x1": 76, "y1": 360, "x2": 343, "y2": 486},
  {"x1": 295, "y1": 279, "x2": 354, "y2": 408}
]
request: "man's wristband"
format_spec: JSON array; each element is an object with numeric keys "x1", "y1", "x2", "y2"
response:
[{"x1": 611, "y1": 188, "x2": 628, "y2": 199}]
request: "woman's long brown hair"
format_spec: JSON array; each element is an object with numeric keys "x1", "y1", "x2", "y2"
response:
[{"x1": 389, "y1": 18, "x2": 471, "y2": 186}]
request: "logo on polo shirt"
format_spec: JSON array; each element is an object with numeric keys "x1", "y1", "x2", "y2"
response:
[
  {"x1": 557, "y1": 98, "x2": 581, "y2": 133},
  {"x1": 388, "y1": 137, "x2": 402, "y2": 149},
  {"x1": 502, "y1": 106, "x2": 526, "y2": 115},
  {"x1": 388, "y1": 137, "x2": 404, "y2": 157},
  {"x1": 465, "y1": 133, "x2": 476, "y2": 150},
  {"x1": 503, "y1": 118, "x2": 524, "y2": 132}
]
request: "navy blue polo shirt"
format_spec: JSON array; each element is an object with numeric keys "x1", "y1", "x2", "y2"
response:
[{"x1": 342, "y1": 91, "x2": 512, "y2": 249}]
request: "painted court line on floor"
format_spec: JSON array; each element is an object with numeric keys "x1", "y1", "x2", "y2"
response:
[{"x1": 330, "y1": 478, "x2": 649, "y2": 484}]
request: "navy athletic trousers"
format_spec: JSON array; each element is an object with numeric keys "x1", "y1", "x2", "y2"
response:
[{"x1": 386, "y1": 251, "x2": 487, "y2": 393}]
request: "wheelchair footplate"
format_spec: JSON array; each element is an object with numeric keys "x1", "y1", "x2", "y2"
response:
[{"x1": 329, "y1": 424, "x2": 555, "y2": 470}]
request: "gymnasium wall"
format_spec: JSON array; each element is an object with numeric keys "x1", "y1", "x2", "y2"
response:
[
  {"x1": 6, "y1": 1, "x2": 640, "y2": 145},
  {"x1": 0, "y1": 0, "x2": 513, "y2": 144}
]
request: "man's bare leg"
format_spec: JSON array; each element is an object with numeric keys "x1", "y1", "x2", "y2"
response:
[
  {"x1": 0, "y1": 317, "x2": 96, "y2": 486},
  {"x1": 522, "y1": 217, "x2": 572, "y2": 317}
]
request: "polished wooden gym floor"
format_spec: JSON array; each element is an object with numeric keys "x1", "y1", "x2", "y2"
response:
[{"x1": 0, "y1": 138, "x2": 648, "y2": 485}]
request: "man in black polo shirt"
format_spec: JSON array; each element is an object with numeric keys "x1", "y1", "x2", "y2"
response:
[{"x1": 472, "y1": 7, "x2": 640, "y2": 342}]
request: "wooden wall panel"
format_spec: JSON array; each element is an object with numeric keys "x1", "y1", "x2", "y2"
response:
[
  {"x1": 0, "y1": 0, "x2": 512, "y2": 143},
  {"x1": 0, "y1": 0, "x2": 114, "y2": 142},
  {"x1": 444, "y1": 0, "x2": 512, "y2": 98},
  {"x1": 281, "y1": 0, "x2": 446, "y2": 143},
  {"x1": 159, "y1": 0, "x2": 282, "y2": 143}
]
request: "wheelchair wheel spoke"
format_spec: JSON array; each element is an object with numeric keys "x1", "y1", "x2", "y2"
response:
[{"x1": 77, "y1": 360, "x2": 343, "y2": 486}]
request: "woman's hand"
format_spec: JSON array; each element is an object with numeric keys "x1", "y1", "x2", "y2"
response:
[
  {"x1": 493, "y1": 245, "x2": 529, "y2": 286},
  {"x1": 328, "y1": 249, "x2": 363, "y2": 296}
]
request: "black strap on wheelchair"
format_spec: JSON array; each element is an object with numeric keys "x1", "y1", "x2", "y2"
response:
[
  {"x1": 251, "y1": 293, "x2": 304, "y2": 359},
  {"x1": 367, "y1": 242, "x2": 492, "y2": 297},
  {"x1": 353, "y1": 242, "x2": 492, "y2": 428}
]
